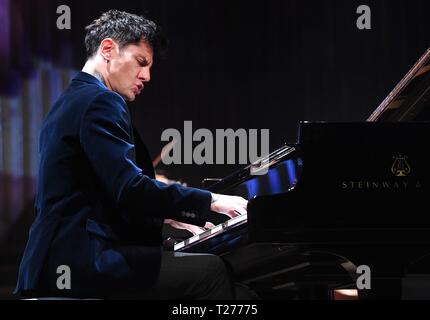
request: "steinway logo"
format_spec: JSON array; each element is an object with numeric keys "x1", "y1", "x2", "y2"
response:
[
  {"x1": 341, "y1": 180, "x2": 421, "y2": 190},
  {"x1": 341, "y1": 155, "x2": 422, "y2": 190},
  {"x1": 391, "y1": 155, "x2": 411, "y2": 177}
]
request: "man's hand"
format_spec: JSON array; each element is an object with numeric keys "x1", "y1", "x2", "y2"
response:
[
  {"x1": 164, "y1": 219, "x2": 206, "y2": 236},
  {"x1": 210, "y1": 193, "x2": 248, "y2": 218}
]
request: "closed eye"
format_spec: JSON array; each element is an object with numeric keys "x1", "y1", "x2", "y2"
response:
[{"x1": 136, "y1": 57, "x2": 149, "y2": 67}]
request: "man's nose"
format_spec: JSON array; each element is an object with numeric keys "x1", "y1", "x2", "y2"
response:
[{"x1": 138, "y1": 68, "x2": 151, "y2": 82}]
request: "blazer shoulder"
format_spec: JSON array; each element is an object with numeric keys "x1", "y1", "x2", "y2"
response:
[
  {"x1": 85, "y1": 89, "x2": 129, "y2": 119},
  {"x1": 91, "y1": 89, "x2": 126, "y2": 107},
  {"x1": 79, "y1": 88, "x2": 131, "y2": 138},
  {"x1": 70, "y1": 78, "x2": 125, "y2": 107}
]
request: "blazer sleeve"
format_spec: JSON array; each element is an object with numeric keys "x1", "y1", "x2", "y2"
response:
[{"x1": 79, "y1": 90, "x2": 211, "y2": 226}]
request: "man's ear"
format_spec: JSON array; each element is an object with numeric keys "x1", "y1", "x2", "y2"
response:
[{"x1": 99, "y1": 38, "x2": 116, "y2": 62}]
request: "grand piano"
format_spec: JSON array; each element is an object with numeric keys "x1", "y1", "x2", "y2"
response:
[{"x1": 171, "y1": 47, "x2": 430, "y2": 299}]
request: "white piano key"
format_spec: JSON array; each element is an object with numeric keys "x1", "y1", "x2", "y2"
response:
[
  {"x1": 174, "y1": 241, "x2": 185, "y2": 251},
  {"x1": 210, "y1": 225, "x2": 223, "y2": 234},
  {"x1": 188, "y1": 234, "x2": 200, "y2": 244},
  {"x1": 226, "y1": 214, "x2": 248, "y2": 227}
]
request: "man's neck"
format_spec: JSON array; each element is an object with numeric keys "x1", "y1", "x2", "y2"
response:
[
  {"x1": 82, "y1": 59, "x2": 107, "y2": 87},
  {"x1": 92, "y1": 70, "x2": 106, "y2": 87}
]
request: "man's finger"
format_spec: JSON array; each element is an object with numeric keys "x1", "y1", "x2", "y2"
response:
[
  {"x1": 241, "y1": 200, "x2": 248, "y2": 209},
  {"x1": 224, "y1": 210, "x2": 240, "y2": 219},
  {"x1": 234, "y1": 206, "x2": 247, "y2": 216}
]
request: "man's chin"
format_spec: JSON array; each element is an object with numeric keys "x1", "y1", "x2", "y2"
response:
[{"x1": 122, "y1": 93, "x2": 135, "y2": 102}]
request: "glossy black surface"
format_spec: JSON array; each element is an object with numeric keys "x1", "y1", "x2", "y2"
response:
[{"x1": 178, "y1": 49, "x2": 430, "y2": 299}]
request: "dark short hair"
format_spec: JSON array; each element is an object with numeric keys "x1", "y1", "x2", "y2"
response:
[{"x1": 84, "y1": 10, "x2": 165, "y2": 59}]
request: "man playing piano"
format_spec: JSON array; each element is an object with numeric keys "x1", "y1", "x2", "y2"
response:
[{"x1": 15, "y1": 10, "x2": 249, "y2": 299}]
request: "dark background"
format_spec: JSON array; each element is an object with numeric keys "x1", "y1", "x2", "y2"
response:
[
  {"x1": 3, "y1": 0, "x2": 430, "y2": 186},
  {"x1": 1, "y1": 0, "x2": 430, "y2": 298}
]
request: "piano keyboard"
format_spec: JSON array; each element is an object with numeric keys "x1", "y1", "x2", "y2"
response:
[{"x1": 174, "y1": 214, "x2": 248, "y2": 251}]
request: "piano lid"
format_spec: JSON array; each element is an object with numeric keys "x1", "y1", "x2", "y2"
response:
[{"x1": 367, "y1": 47, "x2": 430, "y2": 122}]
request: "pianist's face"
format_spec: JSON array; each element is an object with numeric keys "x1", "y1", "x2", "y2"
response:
[{"x1": 103, "y1": 39, "x2": 153, "y2": 102}]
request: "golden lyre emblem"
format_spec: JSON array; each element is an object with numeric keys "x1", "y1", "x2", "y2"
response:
[{"x1": 391, "y1": 155, "x2": 411, "y2": 177}]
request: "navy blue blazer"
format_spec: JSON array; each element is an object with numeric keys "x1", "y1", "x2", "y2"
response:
[{"x1": 15, "y1": 72, "x2": 212, "y2": 297}]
